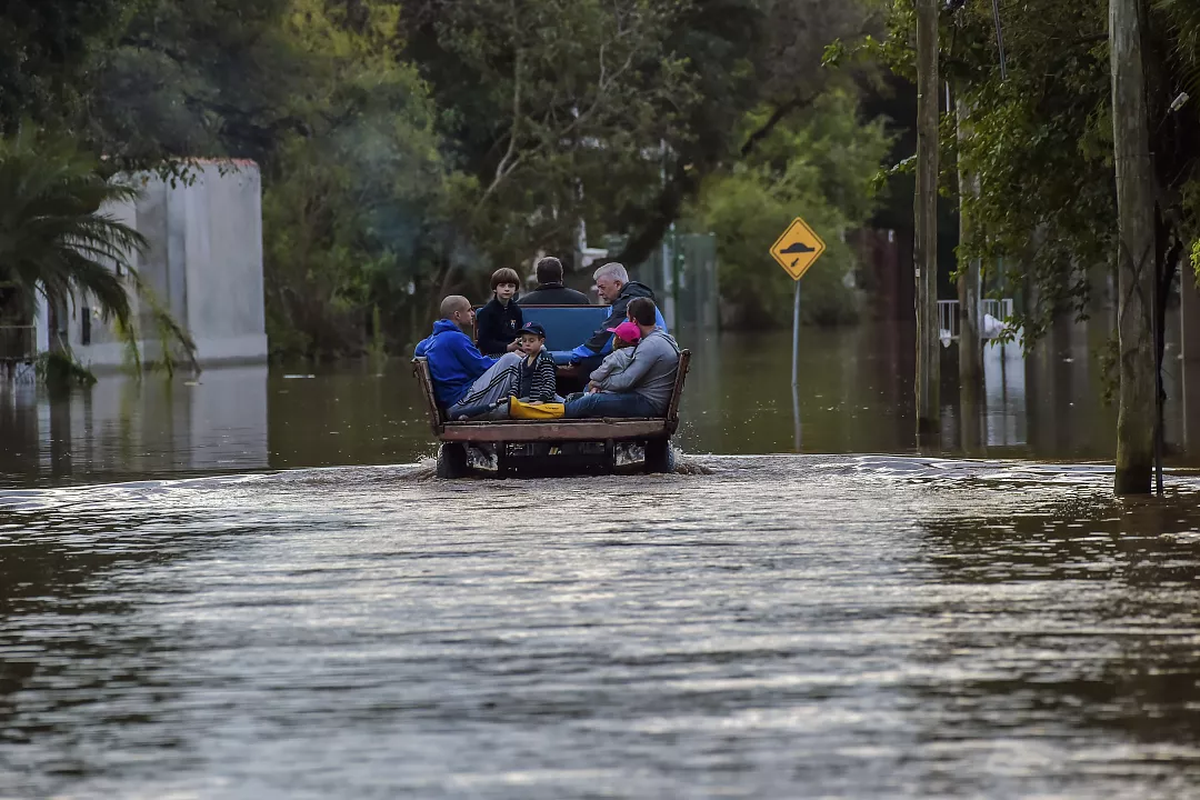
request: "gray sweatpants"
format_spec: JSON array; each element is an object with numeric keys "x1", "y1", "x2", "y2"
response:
[{"x1": 447, "y1": 352, "x2": 523, "y2": 417}]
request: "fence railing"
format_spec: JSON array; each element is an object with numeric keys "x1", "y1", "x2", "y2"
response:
[
  {"x1": 0, "y1": 325, "x2": 37, "y2": 362},
  {"x1": 937, "y1": 300, "x2": 959, "y2": 341},
  {"x1": 936, "y1": 299, "x2": 1015, "y2": 341}
]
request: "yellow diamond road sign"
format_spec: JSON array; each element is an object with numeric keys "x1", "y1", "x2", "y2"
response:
[{"x1": 770, "y1": 217, "x2": 826, "y2": 281}]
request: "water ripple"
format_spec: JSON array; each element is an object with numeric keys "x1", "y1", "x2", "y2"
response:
[{"x1": 1, "y1": 456, "x2": 1199, "y2": 798}]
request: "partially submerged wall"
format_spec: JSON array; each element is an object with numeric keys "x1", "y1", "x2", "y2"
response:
[{"x1": 68, "y1": 161, "x2": 268, "y2": 370}]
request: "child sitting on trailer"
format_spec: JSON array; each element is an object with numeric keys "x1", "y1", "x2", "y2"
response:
[
  {"x1": 586, "y1": 320, "x2": 641, "y2": 393},
  {"x1": 515, "y1": 321, "x2": 557, "y2": 402},
  {"x1": 453, "y1": 321, "x2": 557, "y2": 419}
]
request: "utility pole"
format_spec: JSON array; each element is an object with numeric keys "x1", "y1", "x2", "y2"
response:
[
  {"x1": 957, "y1": 93, "x2": 983, "y2": 452},
  {"x1": 1110, "y1": 0, "x2": 1156, "y2": 494},
  {"x1": 915, "y1": 0, "x2": 940, "y2": 439}
]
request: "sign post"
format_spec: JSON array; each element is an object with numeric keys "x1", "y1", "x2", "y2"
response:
[{"x1": 769, "y1": 217, "x2": 827, "y2": 388}]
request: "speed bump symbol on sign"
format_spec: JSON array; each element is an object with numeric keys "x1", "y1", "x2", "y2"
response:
[{"x1": 770, "y1": 217, "x2": 827, "y2": 281}]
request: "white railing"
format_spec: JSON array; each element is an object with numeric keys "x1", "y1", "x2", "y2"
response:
[
  {"x1": 982, "y1": 298, "x2": 1014, "y2": 323},
  {"x1": 937, "y1": 300, "x2": 959, "y2": 341},
  {"x1": 935, "y1": 299, "x2": 1015, "y2": 341}
]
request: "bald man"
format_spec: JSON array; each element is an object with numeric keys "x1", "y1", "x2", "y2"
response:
[{"x1": 415, "y1": 295, "x2": 524, "y2": 418}]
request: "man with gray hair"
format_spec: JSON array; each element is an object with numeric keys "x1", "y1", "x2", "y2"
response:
[{"x1": 552, "y1": 261, "x2": 665, "y2": 373}]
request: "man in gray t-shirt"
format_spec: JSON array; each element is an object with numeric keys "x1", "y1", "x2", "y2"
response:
[{"x1": 565, "y1": 298, "x2": 680, "y2": 418}]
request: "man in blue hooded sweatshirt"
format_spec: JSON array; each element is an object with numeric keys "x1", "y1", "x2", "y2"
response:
[{"x1": 415, "y1": 295, "x2": 523, "y2": 418}]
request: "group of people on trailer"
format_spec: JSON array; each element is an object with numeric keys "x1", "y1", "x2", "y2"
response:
[{"x1": 415, "y1": 257, "x2": 681, "y2": 421}]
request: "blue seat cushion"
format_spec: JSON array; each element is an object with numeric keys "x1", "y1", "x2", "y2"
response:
[{"x1": 521, "y1": 306, "x2": 608, "y2": 350}]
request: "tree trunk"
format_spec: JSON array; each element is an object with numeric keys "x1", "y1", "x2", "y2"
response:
[
  {"x1": 915, "y1": 0, "x2": 940, "y2": 438},
  {"x1": 1109, "y1": 0, "x2": 1156, "y2": 494},
  {"x1": 956, "y1": 93, "x2": 982, "y2": 394}
]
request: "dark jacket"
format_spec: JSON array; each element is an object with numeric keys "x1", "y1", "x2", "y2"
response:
[
  {"x1": 582, "y1": 281, "x2": 655, "y2": 354},
  {"x1": 516, "y1": 347, "x2": 557, "y2": 401},
  {"x1": 520, "y1": 282, "x2": 592, "y2": 306},
  {"x1": 475, "y1": 296, "x2": 523, "y2": 356},
  {"x1": 414, "y1": 319, "x2": 497, "y2": 407}
]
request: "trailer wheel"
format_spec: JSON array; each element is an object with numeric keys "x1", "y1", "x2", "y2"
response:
[
  {"x1": 644, "y1": 438, "x2": 676, "y2": 474},
  {"x1": 436, "y1": 442, "x2": 470, "y2": 479}
]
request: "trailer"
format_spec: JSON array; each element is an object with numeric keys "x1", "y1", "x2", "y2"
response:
[{"x1": 412, "y1": 350, "x2": 690, "y2": 478}]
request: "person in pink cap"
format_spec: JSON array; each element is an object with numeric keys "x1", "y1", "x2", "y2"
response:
[{"x1": 586, "y1": 320, "x2": 642, "y2": 393}]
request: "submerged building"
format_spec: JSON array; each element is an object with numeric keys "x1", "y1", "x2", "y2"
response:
[{"x1": 1, "y1": 160, "x2": 268, "y2": 375}]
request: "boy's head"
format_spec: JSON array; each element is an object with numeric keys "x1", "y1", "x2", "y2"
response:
[
  {"x1": 491, "y1": 267, "x2": 521, "y2": 301},
  {"x1": 626, "y1": 297, "x2": 658, "y2": 328},
  {"x1": 517, "y1": 321, "x2": 546, "y2": 354},
  {"x1": 607, "y1": 320, "x2": 642, "y2": 349}
]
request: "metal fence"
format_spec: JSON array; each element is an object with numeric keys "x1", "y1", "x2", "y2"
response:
[
  {"x1": 936, "y1": 299, "x2": 1016, "y2": 341},
  {"x1": 0, "y1": 325, "x2": 36, "y2": 362}
]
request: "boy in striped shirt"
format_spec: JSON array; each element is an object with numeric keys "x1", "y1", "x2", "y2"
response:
[{"x1": 515, "y1": 322, "x2": 558, "y2": 403}]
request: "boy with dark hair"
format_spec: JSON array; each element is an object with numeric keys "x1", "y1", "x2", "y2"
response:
[
  {"x1": 521, "y1": 256, "x2": 591, "y2": 305},
  {"x1": 475, "y1": 267, "x2": 524, "y2": 356}
]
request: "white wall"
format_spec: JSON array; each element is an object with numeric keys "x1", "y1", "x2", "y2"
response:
[{"x1": 71, "y1": 161, "x2": 268, "y2": 370}]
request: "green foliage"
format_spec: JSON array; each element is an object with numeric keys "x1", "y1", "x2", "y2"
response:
[
  {"x1": 403, "y1": 0, "x2": 701, "y2": 268},
  {"x1": 0, "y1": 0, "x2": 130, "y2": 134},
  {"x1": 35, "y1": 350, "x2": 98, "y2": 393},
  {"x1": 0, "y1": 128, "x2": 200, "y2": 374},
  {"x1": 0, "y1": 128, "x2": 142, "y2": 328},
  {"x1": 864, "y1": 0, "x2": 1200, "y2": 347},
  {"x1": 261, "y1": 0, "x2": 451, "y2": 358},
  {"x1": 3, "y1": 0, "x2": 895, "y2": 355},
  {"x1": 685, "y1": 89, "x2": 892, "y2": 327}
]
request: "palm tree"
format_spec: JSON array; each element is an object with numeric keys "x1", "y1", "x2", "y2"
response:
[
  {"x1": 0, "y1": 129, "x2": 197, "y2": 373},
  {"x1": 0, "y1": 128, "x2": 143, "y2": 334}
]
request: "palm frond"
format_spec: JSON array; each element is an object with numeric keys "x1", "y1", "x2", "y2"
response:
[
  {"x1": 1156, "y1": 0, "x2": 1200, "y2": 97},
  {"x1": 1, "y1": 131, "x2": 198, "y2": 375},
  {"x1": 0, "y1": 131, "x2": 142, "y2": 329}
]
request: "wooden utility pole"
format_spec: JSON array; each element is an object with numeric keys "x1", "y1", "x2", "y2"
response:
[
  {"x1": 1110, "y1": 0, "x2": 1156, "y2": 494},
  {"x1": 915, "y1": 0, "x2": 940, "y2": 438},
  {"x1": 957, "y1": 93, "x2": 983, "y2": 453},
  {"x1": 956, "y1": 95, "x2": 982, "y2": 392}
]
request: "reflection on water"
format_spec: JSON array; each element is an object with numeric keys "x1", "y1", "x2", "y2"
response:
[
  {"x1": 3, "y1": 321, "x2": 1200, "y2": 487},
  {"x1": 0, "y1": 366, "x2": 270, "y2": 486},
  {"x1": 1, "y1": 457, "x2": 1199, "y2": 797}
]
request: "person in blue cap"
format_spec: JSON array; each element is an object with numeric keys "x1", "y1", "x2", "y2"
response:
[{"x1": 515, "y1": 321, "x2": 558, "y2": 403}]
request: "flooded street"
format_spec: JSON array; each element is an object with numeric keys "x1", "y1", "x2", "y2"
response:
[
  {"x1": 3, "y1": 327, "x2": 1200, "y2": 796},
  {"x1": 7, "y1": 322, "x2": 1200, "y2": 488}
]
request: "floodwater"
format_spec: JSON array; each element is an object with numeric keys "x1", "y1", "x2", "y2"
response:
[
  {"x1": 3, "y1": 324, "x2": 1200, "y2": 797},
  {"x1": 5, "y1": 322, "x2": 1200, "y2": 487}
]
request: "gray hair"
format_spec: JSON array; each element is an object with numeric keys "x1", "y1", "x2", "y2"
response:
[{"x1": 592, "y1": 261, "x2": 629, "y2": 284}]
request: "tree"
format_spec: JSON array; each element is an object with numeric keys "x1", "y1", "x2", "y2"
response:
[
  {"x1": 614, "y1": 0, "x2": 878, "y2": 267},
  {"x1": 401, "y1": 0, "x2": 877, "y2": 274},
  {"x1": 401, "y1": 0, "x2": 700, "y2": 275},
  {"x1": 0, "y1": 129, "x2": 199, "y2": 374},
  {"x1": 261, "y1": 0, "x2": 451, "y2": 357},
  {"x1": 858, "y1": 0, "x2": 1200, "y2": 491},
  {"x1": 685, "y1": 89, "x2": 892, "y2": 327},
  {"x1": 0, "y1": 129, "x2": 141, "y2": 330},
  {"x1": 0, "y1": 0, "x2": 130, "y2": 134}
]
